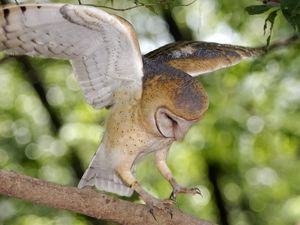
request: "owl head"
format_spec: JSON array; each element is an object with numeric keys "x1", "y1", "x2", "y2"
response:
[{"x1": 140, "y1": 59, "x2": 208, "y2": 141}]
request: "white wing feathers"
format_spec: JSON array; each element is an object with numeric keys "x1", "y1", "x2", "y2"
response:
[{"x1": 0, "y1": 4, "x2": 143, "y2": 108}]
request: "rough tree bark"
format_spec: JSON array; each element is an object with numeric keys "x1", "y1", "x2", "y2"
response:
[{"x1": 0, "y1": 170, "x2": 217, "y2": 225}]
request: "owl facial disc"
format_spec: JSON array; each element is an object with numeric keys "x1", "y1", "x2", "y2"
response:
[{"x1": 155, "y1": 107, "x2": 196, "y2": 141}]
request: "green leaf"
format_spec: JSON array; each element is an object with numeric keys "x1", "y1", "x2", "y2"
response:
[
  {"x1": 281, "y1": 0, "x2": 300, "y2": 12},
  {"x1": 281, "y1": 0, "x2": 300, "y2": 32},
  {"x1": 263, "y1": 10, "x2": 278, "y2": 46},
  {"x1": 245, "y1": 5, "x2": 275, "y2": 15}
]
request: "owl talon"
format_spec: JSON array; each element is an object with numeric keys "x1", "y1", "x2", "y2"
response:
[
  {"x1": 194, "y1": 187, "x2": 203, "y2": 196},
  {"x1": 149, "y1": 208, "x2": 157, "y2": 221},
  {"x1": 169, "y1": 191, "x2": 177, "y2": 201},
  {"x1": 170, "y1": 185, "x2": 202, "y2": 201},
  {"x1": 146, "y1": 198, "x2": 174, "y2": 219}
]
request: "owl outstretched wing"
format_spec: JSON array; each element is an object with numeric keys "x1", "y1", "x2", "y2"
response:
[
  {"x1": 0, "y1": 4, "x2": 143, "y2": 108},
  {"x1": 145, "y1": 41, "x2": 266, "y2": 76}
]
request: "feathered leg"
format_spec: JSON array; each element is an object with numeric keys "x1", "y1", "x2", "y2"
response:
[
  {"x1": 155, "y1": 148, "x2": 201, "y2": 201},
  {"x1": 115, "y1": 160, "x2": 173, "y2": 215}
]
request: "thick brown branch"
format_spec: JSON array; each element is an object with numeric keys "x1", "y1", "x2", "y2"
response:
[{"x1": 0, "y1": 170, "x2": 216, "y2": 225}]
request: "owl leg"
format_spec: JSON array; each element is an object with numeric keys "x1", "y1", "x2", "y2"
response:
[
  {"x1": 155, "y1": 148, "x2": 201, "y2": 201},
  {"x1": 115, "y1": 162, "x2": 173, "y2": 215}
]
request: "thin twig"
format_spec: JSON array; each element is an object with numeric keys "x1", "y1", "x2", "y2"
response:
[
  {"x1": 80, "y1": 0, "x2": 198, "y2": 12},
  {"x1": 173, "y1": 0, "x2": 198, "y2": 7},
  {"x1": 252, "y1": 34, "x2": 299, "y2": 55},
  {"x1": 267, "y1": 34, "x2": 299, "y2": 52},
  {"x1": 78, "y1": 3, "x2": 150, "y2": 11}
]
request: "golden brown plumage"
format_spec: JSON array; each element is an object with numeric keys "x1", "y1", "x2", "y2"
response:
[{"x1": 145, "y1": 41, "x2": 265, "y2": 76}]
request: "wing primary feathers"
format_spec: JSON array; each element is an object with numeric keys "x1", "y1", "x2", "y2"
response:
[
  {"x1": 144, "y1": 41, "x2": 266, "y2": 76},
  {"x1": 0, "y1": 3, "x2": 143, "y2": 109}
]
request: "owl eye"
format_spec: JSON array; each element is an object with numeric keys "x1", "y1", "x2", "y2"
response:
[
  {"x1": 155, "y1": 107, "x2": 196, "y2": 141},
  {"x1": 155, "y1": 108, "x2": 176, "y2": 138}
]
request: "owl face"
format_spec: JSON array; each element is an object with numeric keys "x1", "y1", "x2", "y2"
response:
[{"x1": 155, "y1": 107, "x2": 197, "y2": 141}]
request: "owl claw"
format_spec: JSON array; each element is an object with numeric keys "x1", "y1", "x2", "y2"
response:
[
  {"x1": 147, "y1": 198, "x2": 174, "y2": 219},
  {"x1": 169, "y1": 185, "x2": 202, "y2": 201},
  {"x1": 169, "y1": 192, "x2": 177, "y2": 201},
  {"x1": 195, "y1": 187, "x2": 202, "y2": 196}
]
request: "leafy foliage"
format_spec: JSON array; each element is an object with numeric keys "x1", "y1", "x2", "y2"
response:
[
  {"x1": 263, "y1": 10, "x2": 278, "y2": 46},
  {"x1": 245, "y1": 4, "x2": 275, "y2": 15},
  {"x1": 246, "y1": 0, "x2": 300, "y2": 45},
  {"x1": 281, "y1": 0, "x2": 300, "y2": 32}
]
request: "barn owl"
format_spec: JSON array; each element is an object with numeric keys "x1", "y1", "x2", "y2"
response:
[{"x1": 0, "y1": 4, "x2": 264, "y2": 211}]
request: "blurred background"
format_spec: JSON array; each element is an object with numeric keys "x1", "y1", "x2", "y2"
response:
[{"x1": 0, "y1": 0, "x2": 300, "y2": 225}]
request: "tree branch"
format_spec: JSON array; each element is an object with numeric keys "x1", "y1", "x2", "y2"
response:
[
  {"x1": 0, "y1": 170, "x2": 217, "y2": 225},
  {"x1": 266, "y1": 34, "x2": 299, "y2": 51},
  {"x1": 79, "y1": 0, "x2": 198, "y2": 12}
]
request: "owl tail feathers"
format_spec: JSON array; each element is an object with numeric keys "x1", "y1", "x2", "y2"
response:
[{"x1": 78, "y1": 144, "x2": 134, "y2": 197}]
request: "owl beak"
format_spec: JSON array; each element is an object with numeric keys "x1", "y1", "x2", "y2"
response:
[
  {"x1": 173, "y1": 119, "x2": 195, "y2": 141},
  {"x1": 155, "y1": 107, "x2": 197, "y2": 141}
]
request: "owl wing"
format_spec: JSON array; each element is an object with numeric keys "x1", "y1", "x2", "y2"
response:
[
  {"x1": 144, "y1": 41, "x2": 265, "y2": 76},
  {"x1": 0, "y1": 4, "x2": 143, "y2": 108}
]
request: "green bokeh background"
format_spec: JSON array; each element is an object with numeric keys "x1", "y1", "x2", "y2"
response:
[{"x1": 0, "y1": 0, "x2": 299, "y2": 225}]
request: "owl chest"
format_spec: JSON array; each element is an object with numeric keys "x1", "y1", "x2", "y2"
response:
[{"x1": 105, "y1": 101, "x2": 171, "y2": 157}]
